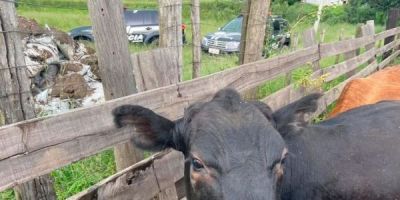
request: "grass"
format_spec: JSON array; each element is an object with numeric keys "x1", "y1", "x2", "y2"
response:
[
  {"x1": 1, "y1": 1, "x2": 394, "y2": 199},
  {"x1": 51, "y1": 150, "x2": 116, "y2": 199}
]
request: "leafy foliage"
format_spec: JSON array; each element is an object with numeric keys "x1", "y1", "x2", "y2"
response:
[
  {"x1": 51, "y1": 150, "x2": 116, "y2": 199},
  {"x1": 344, "y1": 0, "x2": 400, "y2": 25},
  {"x1": 322, "y1": 6, "x2": 348, "y2": 25},
  {"x1": 366, "y1": 0, "x2": 400, "y2": 13},
  {"x1": 0, "y1": 190, "x2": 15, "y2": 200}
]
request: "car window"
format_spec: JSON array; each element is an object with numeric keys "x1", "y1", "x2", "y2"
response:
[
  {"x1": 143, "y1": 11, "x2": 153, "y2": 25},
  {"x1": 221, "y1": 16, "x2": 242, "y2": 33},
  {"x1": 151, "y1": 11, "x2": 159, "y2": 25},
  {"x1": 124, "y1": 10, "x2": 144, "y2": 26},
  {"x1": 272, "y1": 19, "x2": 281, "y2": 32},
  {"x1": 142, "y1": 10, "x2": 158, "y2": 25}
]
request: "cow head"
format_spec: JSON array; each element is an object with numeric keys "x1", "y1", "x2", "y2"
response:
[{"x1": 113, "y1": 88, "x2": 321, "y2": 200}]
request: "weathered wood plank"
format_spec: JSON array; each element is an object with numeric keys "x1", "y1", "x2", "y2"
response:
[
  {"x1": 0, "y1": 46, "x2": 319, "y2": 191},
  {"x1": 303, "y1": 28, "x2": 320, "y2": 70},
  {"x1": 342, "y1": 25, "x2": 362, "y2": 78},
  {"x1": 321, "y1": 48, "x2": 376, "y2": 82},
  {"x1": 262, "y1": 85, "x2": 304, "y2": 111},
  {"x1": 68, "y1": 150, "x2": 184, "y2": 200},
  {"x1": 0, "y1": 127, "x2": 135, "y2": 191},
  {"x1": 314, "y1": 60, "x2": 379, "y2": 117},
  {"x1": 239, "y1": 0, "x2": 271, "y2": 99},
  {"x1": 87, "y1": 0, "x2": 137, "y2": 100},
  {"x1": 175, "y1": 178, "x2": 186, "y2": 200},
  {"x1": 132, "y1": 46, "x2": 183, "y2": 200},
  {"x1": 362, "y1": 21, "x2": 376, "y2": 64},
  {"x1": 320, "y1": 36, "x2": 375, "y2": 58},
  {"x1": 158, "y1": 0, "x2": 183, "y2": 81},
  {"x1": 0, "y1": 2, "x2": 56, "y2": 198},
  {"x1": 262, "y1": 48, "x2": 376, "y2": 111},
  {"x1": 88, "y1": 0, "x2": 142, "y2": 171},
  {"x1": 158, "y1": 186, "x2": 179, "y2": 200},
  {"x1": 191, "y1": 0, "x2": 201, "y2": 78},
  {"x1": 153, "y1": 149, "x2": 185, "y2": 191},
  {"x1": 379, "y1": 50, "x2": 400, "y2": 70},
  {"x1": 131, "y1": 48, "x2": 180, "y2": 92},
  {"x1": 239, "y1": 0, "x2": 270, "y2": 64},
  {"x1": 375, "y1": 27, "x2": 400, "y2": 41},
  {"x1": 377, "y1": 40, "x2": 400, "y2": 56}
]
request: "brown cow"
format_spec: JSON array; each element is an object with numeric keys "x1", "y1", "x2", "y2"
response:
[{"x1": 329, "y1": 66, "x2": 400, "y2": 118}]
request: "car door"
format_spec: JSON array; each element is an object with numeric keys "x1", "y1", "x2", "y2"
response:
[{"x1": 125, "y1": 10, "x2": 159, "y2": 43}]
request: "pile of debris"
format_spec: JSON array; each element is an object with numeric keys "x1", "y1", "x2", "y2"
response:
[{"x1": 19, "y1": 17, "x2": 104, "y2": 115}]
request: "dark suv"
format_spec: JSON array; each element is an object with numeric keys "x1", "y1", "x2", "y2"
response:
[
  {"x1": 69, "y1": 9, "x2": 186, "y2": 44},
  {"x1": 201, "y1": 15, "x2": 290, "y2": 54}
]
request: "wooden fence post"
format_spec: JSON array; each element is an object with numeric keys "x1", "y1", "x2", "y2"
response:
[
  {"x1": 159, "y1": 0, "x2": 183, "y2": 81},
  {"x1": 383, "y1": 8, "x2": 400, "y2": 60},
  {"x1": 334, "y1": 28, "x2": 344, "y2": 64},
  {"x1": 239, "y1": 0, "x2": 271, "y2": 64},
  {"x1": 191, "y1": 0, "x2": 201, "y2": 79},
  {"x1": 0, "y1": 2, "x2": 56, "y2": 199},
  {"x1": 131, "y1": 47, "x2": 183, "y2": 199},
  {"x1": 361, "y1": 20, "x2": 376, "y2": 64},
  {"x1": 284, "y1": 28, "x2": 317, "y2": 86},
  {"x1": 303, "y1": 28, "x2": 320, "y2": 71},
  {"x1": 239, "y1": 0, "x2": 271, "y2": 100},
  {"x1": 343, "y1": 24, "x2": 362, "y2": 77},
  {"x1": 88, "y1": 0, "x2": 143, "y2": 171}
]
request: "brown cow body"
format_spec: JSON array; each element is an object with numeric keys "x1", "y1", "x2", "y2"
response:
[{"x1": 329, "y1": 66, "x2": 400, "y2": 117}]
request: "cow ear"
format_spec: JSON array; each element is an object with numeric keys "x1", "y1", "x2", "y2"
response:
[
  {"x1": 112, "y1": 105, "x2": 176, "y2": 151},
  {"x1": 248, "y1": 101, "x2": 276, "y2": 127},
  {"x1": 272, "y1": 93, "x2": 322, "y2": 134}
]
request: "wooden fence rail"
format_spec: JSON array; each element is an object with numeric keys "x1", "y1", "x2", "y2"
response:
[
  {"x1": 0, "y1": 25, "x2": 399, "y2": 196},
  {"x1": 69, "y1": 150, "x2": 185, "y2": 200}
]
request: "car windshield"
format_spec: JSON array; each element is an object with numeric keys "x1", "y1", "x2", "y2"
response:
[{"x1": 221, "y1": 16, "x2": 242, "y2": 33}]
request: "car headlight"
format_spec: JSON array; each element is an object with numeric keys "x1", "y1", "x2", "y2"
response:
[
  {"x1": 202, "y1": 37, "x2": 209, "y2": 46},
  {"x1": 225, "y1": 41, "x2": 240, "y2": 50}
]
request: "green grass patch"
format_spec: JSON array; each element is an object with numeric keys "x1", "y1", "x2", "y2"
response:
[
  {"x1": 0, "y1": 189, "x2": 14, "y2": 200},
  {"x1": 51, "y1": 150, "x2": 116, "y2": 199}
]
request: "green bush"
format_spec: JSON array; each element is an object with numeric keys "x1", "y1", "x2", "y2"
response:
[
  {"x1": 345, "y1": 3, "x2": 376, "y2": 24},
  {"x1": 321, "y1": 6, "x2": 347, "y2": 24},
  {"x1": 271, "y1": 0, "x2": 290, "y2": 16},
  {"x1": 344, "y1": 0, "x2": 387, "y2": 25},
  {"x1": 283, "y1": 3, "x2": 318, "y2": 25}
]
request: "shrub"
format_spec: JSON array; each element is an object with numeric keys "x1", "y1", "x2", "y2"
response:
[
  {"x1": 322, "y1": 6, "x2": 347, "y2": 24},
  {"x1": 284, "y1": 3, "x2": 318, "y2": 25},
  {"x1": 344, "y1": 0, "x2": 388, "y2": 25},
  {"x1": 345, "y1": 3, "x2": 376, "y2": 24}
]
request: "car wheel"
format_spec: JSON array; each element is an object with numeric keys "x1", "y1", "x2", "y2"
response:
[
  {"x1": 74, "y1": 36, "x2": 92, "y2": 42},
  {"x1": 149, "y1": 37, "x2": 159, "y2": 46}
]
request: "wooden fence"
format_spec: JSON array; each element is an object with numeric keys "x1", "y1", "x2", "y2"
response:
[{"x1": 0, "y1": 21, "x2": 400, "y2": 199}]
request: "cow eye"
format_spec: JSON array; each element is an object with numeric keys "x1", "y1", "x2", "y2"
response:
[{"x1": 192, "y1": 158, "x2": 204, "y2": 171}]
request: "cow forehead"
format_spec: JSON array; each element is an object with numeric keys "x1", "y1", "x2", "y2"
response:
[{"x1": 187, "y1": 106, "x2": 276, "y2": 166}]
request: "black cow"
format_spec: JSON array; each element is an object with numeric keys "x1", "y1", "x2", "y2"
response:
[{"x1": 113, "y1": 88, "x2": 400, "y2": 200}]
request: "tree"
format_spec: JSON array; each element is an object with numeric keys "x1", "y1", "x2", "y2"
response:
[
  {"x1": 366, "y1": 0, "x2": 400, "y2": 13},
  {"x1": 345, "y1": 0, "x2": 400, "y2": 24}
]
